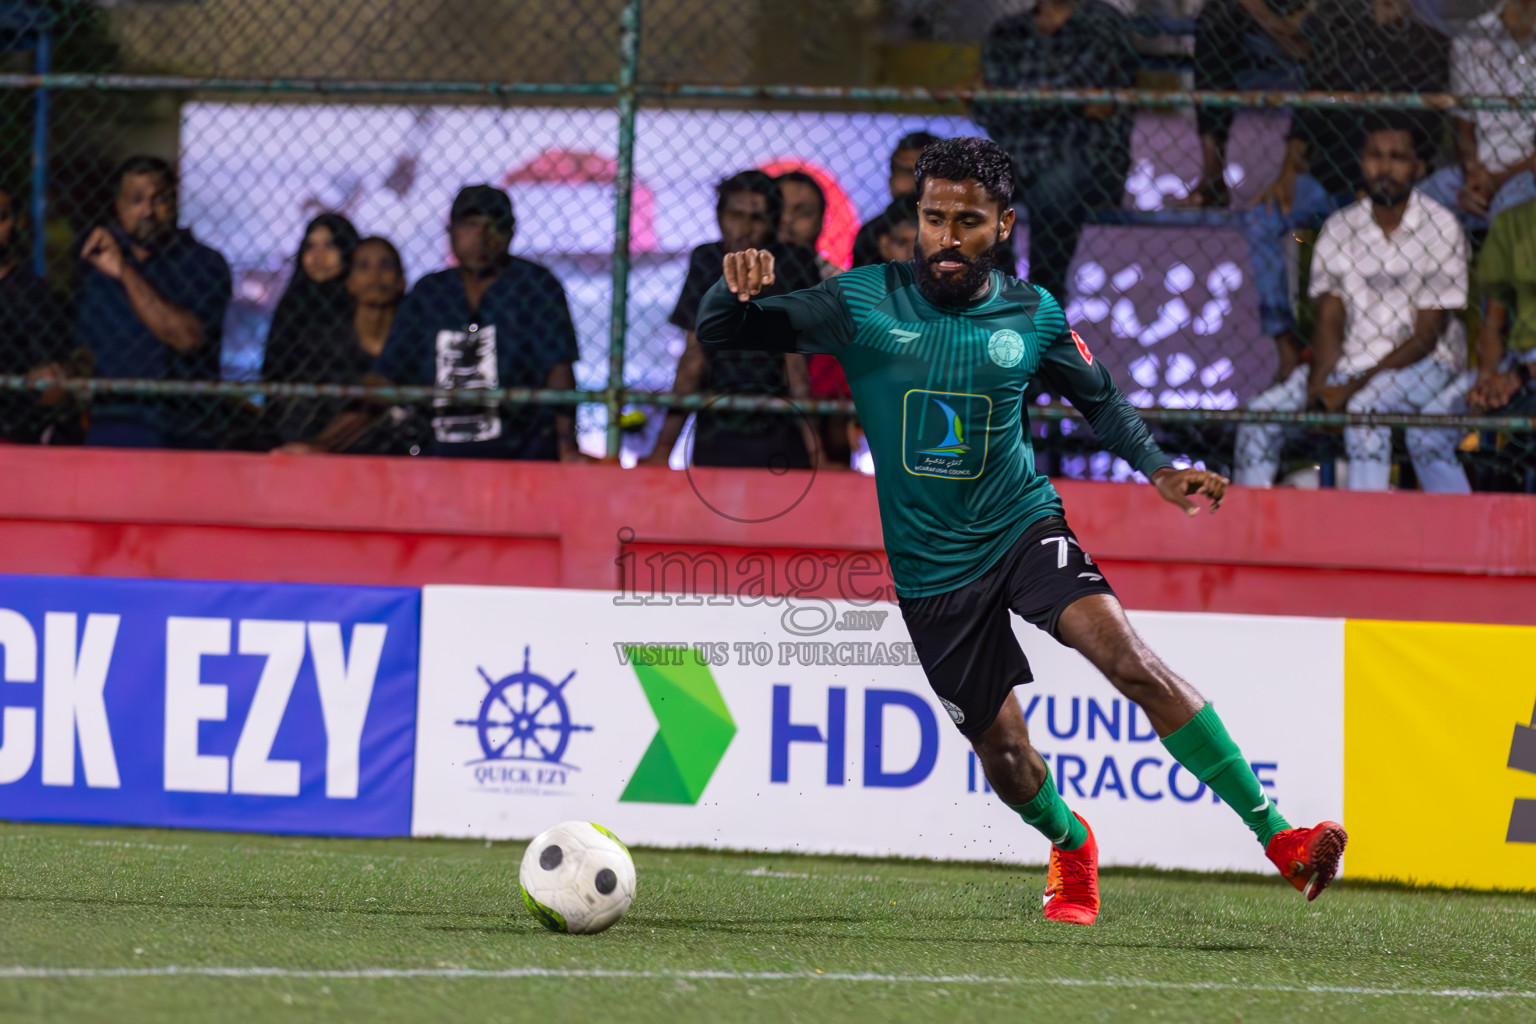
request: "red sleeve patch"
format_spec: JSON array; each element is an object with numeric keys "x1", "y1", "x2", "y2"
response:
[{"x1": 1071, "y1": 330, "x2": 1094, "y2": 366}]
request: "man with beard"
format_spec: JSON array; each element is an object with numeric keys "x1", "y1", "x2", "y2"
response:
[
  {"x1": 1235, "y1": 119, "x2": 1470, "y2": 491},
  {"x1": 695, "y1": 137, "x2": 1347, "y2": 925},
  {"x1": 77, "y1": 156, "x2": 231, "y2": 447}
]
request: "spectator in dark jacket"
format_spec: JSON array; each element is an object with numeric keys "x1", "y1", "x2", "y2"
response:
[
  {"x1": 973, "y1": 0, "x2": 1136, "y2": 304},
  {"x1": 646, "y1": 171, "x2": 822, "y2": 469},
  {"x1": 0, "y1": 184, "x2": 77, "y2": 444},
  {"x1": 1182, "y1": 0, "x2": 1313, "y2": 209},
  {"x1": 76, "y1": 155, "x2": 231, "y2": 448}
]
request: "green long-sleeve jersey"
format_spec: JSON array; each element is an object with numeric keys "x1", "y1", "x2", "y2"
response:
[{"x1": 696, "y1": 260, "x2": 1172, "y2": 598}]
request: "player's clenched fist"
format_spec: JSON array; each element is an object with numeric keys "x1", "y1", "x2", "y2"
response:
[{"x1": 722, "y1": 248, "x2": 776, "y2": 302}]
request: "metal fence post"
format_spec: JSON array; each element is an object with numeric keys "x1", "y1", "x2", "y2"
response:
[{"x1": 605, "y1": 0, "x2": 643, "y2": 460}]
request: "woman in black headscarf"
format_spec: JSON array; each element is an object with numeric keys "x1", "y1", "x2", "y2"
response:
[
  {"x1": 273, "y1": 236, "x2": 423, "y2": 453},
  {"x1": 262, "y1": 212, "x2": 360, "y2": 383}
]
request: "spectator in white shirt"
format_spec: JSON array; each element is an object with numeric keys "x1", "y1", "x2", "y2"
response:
[
  {"x1": 1420, "y1": 0, "x2": 1536, "y2": 229},
  {"x1": 1235, "y1": 119, "x2": 1470, "y2": 491}
]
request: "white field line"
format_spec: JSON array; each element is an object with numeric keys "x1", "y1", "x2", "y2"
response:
[
  {"x1": 0, "y1": 966, "x2": 1531, "y2": 999},
  {"x1": 0, "y1": 834, "x2": 988, "y2": 882}
]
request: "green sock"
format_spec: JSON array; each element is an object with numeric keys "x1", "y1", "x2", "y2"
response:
[
  {"x1": 1160, "y1": 703, "x2": 1291, "y2": 847},
  {"x1": 1008, "y1": 767, "x2": 1088, "y2": 851}
]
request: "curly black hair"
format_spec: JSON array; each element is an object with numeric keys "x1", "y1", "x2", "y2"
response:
[
  {"x1": 715, "y1": 170, "x2": 784, "y2": 233},
  {"x1": 912, "y1": 136, "x2": 1015, "y2": 209}
]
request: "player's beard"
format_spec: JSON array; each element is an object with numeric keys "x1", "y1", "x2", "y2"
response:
[
  {"x1": 914, "y1": 245, "x2": 996, "y2": 307},
  {"x1": 1365, "y1": 176, "x2": 1412, "y2": 209}
]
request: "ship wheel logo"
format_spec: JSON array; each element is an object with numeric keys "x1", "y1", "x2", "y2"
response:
[{"x1": 456, "y1": 646, "x2": 593, "y2": 767}]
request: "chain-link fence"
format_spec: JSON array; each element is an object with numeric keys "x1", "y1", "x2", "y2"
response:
[{"x1": 1, "y1": 0, "x2": 1534, "y2": 491}]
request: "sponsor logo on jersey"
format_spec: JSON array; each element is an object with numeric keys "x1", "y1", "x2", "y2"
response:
[
  {"x1": 987, "y1": 329, "x2": 1025, "y2": 368},
  {"x1": 901, "y1": 389, "x2": 992, "y2": 480},
  {"x1": 916, "y1": 397, "x2": 969, "y2": 457},
  {"x1": 888, "y1": 327, "x2": 921, "y2": 344},
  {"x1": 1072, "y1": 329, "x2": 1094, "y2": 366}
]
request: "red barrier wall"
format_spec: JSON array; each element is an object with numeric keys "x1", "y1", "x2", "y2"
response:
[{"x1": 0, "y1": 447, "x2": 1531, "y2": 624}]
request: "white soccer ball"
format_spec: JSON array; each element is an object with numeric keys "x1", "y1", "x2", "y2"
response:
[{"x1": 519, "y1": 821, "x2": 637, "y2": 934}]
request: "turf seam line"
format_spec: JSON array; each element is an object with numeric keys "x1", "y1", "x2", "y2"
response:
[{"x1": 0, "y1": 967, "x2": 1530, "y2": 998}]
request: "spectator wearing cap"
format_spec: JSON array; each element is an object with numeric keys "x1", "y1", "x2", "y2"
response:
[
  {"x1": 77, "y1": 155, "x2": 232, "y2": 447},
  {"x1": 296, "y1": 185, "x2": 582, "y2": 460},
  {"x1": 849, "y1": 132, "x2": 941, "y2": 270},
  {"x1": 973, "y1": 0, "x2": 1135, "y2": 304},
  {"x1": 646, "y1": 170, "x2": 822, "y2": 469}
]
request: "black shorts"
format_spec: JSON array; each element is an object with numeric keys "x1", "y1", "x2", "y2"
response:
[{"x1": 898, "y1": 516, "x2": 1117, "y2": 738}]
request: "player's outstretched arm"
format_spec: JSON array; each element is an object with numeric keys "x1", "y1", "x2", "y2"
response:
[
  {"x1": 696, "y1": 249, "x2": 852, "y2": 355},
  {"x1": 1034, "y1": 294, "x2": 1226, "y2": 516}
]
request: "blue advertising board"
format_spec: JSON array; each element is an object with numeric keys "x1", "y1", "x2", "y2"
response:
[{"x1": 0, "y1": 575, "x2": 418, "y2": 836}]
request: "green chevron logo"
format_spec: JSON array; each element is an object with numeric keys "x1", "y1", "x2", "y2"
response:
[{"x1": 619, "y1": 647, "x2": 736, "y2": 804}]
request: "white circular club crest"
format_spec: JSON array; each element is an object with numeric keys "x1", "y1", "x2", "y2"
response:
[{"x1": 987, "y1": 329, "x2": 1025, "y2": 368}]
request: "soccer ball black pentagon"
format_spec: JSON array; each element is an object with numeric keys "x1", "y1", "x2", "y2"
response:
[{"x1": 518, "y1": 821, "x2": 636, "y2": 934}]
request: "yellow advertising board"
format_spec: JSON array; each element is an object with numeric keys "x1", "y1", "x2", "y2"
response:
[{"x1": 1345, "y1": 620, "x2": 1536, "y2": 890}]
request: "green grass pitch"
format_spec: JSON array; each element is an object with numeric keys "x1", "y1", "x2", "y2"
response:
[{"x1": 0, "y1": 822, "x2": 1533, "y2": 1023}]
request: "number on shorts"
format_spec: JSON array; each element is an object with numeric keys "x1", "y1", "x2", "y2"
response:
[{"x1": 1041, "y1": 535, "x2": 1094, "y2": 570}]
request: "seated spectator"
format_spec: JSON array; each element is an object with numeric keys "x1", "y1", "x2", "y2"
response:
[
  {"x1": 1420, "y1": 0, "x2": 1536, "y2": 232},
  {"x1": 271, "y1": 237, "x2": 420, "y2": 454},
  {"x1": 776, "y1": 170, "x2": 853, "y2": 468},
  {"x1": 1409, "y1": 198, "x2": 1536, "y2": 492},
  {"x1": 0, "y1": 183, "x2": 77, "y2": 444},
  {"x1": 849, "y1": 131, "x2": 940, "y2": 270},
  {"x1": 1182, "y1": 0, "x2": 1312, "y2": 208},
  {"x1": 973, "y1": 0, "x2": 1135, "y2": 304},
  {"x1": 852, "y1": 195, "x2": 919, "y2": 269},
  {"x1": 261, "y1": 212, "x2": 360, "y2": 384},
  {"x1": 77, "y1": 155, "x2": 231, "y2": 448},
  {"x1": 296, "y1": 186, "x2": 582, "y2": 460},
  {"x1": 1242, "y1": 0, "x2": 1449, "y2": 379},
  {"x1": 775, "y1": 171, "x2": 842, "y2": 281},
  {"x1": 1234, "y1": 120, "x2": 1470, "y2": 491},
  {"x1": 645, "y1": 170, "x2": 821, "y2": 469}
]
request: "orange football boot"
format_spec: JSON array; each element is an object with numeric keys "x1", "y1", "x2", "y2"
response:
[
  {"x1": 1042, "y1": 812, "x2": 1099, "y2": 925},
  {"x1": 1265, "y1": 821, "x2": 1348, "y2": 900}
]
